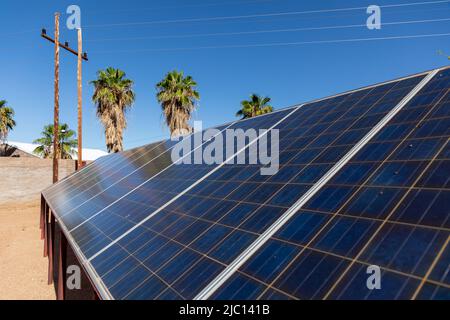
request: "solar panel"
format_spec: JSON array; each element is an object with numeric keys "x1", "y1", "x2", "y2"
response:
[
  {"x1": 42, "y1": 67, "x2": 449, "y2": 300},
  {"x1": 204, "y1": 68, "x2": 450, "y2": 300}
]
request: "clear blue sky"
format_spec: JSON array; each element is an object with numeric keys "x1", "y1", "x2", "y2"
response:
[{"x1": 1, "y1": 0, "x2": 449, "y2": 151}]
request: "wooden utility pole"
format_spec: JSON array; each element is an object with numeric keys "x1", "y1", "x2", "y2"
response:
[
  {"x1": 41, "y1": 17, "x2": 88, "y2": 178},
  {"x1": 53, "y1": 13, "x2": 60, "y2": 183},
  {"x1": 77, "y1": 28, "x2": 83, "y2": 169}
]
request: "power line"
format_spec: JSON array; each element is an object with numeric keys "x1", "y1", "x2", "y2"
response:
[
  {"x1": 84, "y1": 0, "x2": 450, "y2": 28},
  {"x1": 86, "y1": 17, "x2": 450, "y2": 42},
  {"x1": 94, "y1": 32, "x2": 450, "y2": 54},
  {"x1": 92, "y1": 0, "x2": 275, "y2": 14}
]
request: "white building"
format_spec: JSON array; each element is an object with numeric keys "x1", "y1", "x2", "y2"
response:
[{"x1": 3, "y1": 141, "x2": 108, "y2": 161}]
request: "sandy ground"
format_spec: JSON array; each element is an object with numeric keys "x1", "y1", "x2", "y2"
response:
[{"x1": 0, "y1": 199, "x2": 55, "y2": 300}]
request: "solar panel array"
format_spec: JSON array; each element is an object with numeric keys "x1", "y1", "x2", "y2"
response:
[{"x1": 43, "y1": 67, "x2": 449, "y2": 300}]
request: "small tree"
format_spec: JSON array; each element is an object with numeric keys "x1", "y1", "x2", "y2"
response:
[
  {"x1": 0, "y1": 100, "x2": 16, "y2": 144},
  {"x1": 236, "y1": 94, "x2": 273, "y2": 119},
  {"x1": 91, "y1": 67, "x2": 135, "y2": 153},
  {"x1": 156, "y1": 71, "x2": 199, "y2": 138},
  {"x1": 33, "y1": 123, "x2": 77, "y2": 159}
]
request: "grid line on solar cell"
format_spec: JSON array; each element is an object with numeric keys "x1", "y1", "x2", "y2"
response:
[
  {"x1": 89, "y1": 71, "x2": 428, "y2": 298},
  {"x1": 228, "y1": 69, "x2": 449, "y2": 300},
  {"x1": 195, "y1": 69, "x2": 439, "y2": 300}
]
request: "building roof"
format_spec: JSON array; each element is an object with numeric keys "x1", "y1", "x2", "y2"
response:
[{"x1": 7, "y1": 141, "x2": 108, "y2": 161}]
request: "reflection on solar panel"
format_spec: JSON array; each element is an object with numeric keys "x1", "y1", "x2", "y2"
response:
[{"x1": 42, "y1": 67, "x2": 450, "y2": 300}]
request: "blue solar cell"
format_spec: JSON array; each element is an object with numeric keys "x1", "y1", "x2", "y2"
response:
[
  {"x1": 268, "y1": 184, "x2": 310, "y2": 207},
  {"x1": 275, "y1": 210, "x2": 328, "y2": 245},
  {"x1": 272, "y1": 249, "x2": 349, "y2": 299},
  {"x1": 126, "y1": 276, "x2": 167, "y2": 300},
  {"x1": 339, "y1": 187, "x2": 404, "y2": 219},
  {"x1": 429, "y1": 245, "x2": 450, "y2": 285},
  {"x1": 312, "y1": 216, "x2": 379, "y2": 257},
  {"x1": 417, "y1": 160, "x2": 450, "y2": 188},
  {"x1": 170, "y1": 258, "x2": 225, "y2": 299},
  {"x1": 390, "y1": 189, "x2": 450, "y2": 228},
  {"x1": 240, "y1": 240, "x2": 299, "y2": 283},
  {"x1": 360, "y1": 224, "x2": 447, "y2": 276},
  {"x1": 218, "y1": 203, "x2": 259, "y2": 227},
  {"x1": 259, "y1": 289, "x2": 293, "y2": 300},
  {"x1": 368, "y1": 161, "x2": 428, "y2": 187},
  {"x1": 327, "y1": 264, "x2": 420, "y2": 300},
  {"x1": 211, "y1": 273, "x2": 266, "y2": 300},
  {"x1": 208, "y1": 230, "x2": 258, "y2": 264},
  {"x1": 109, "y1": 265, "x2": 152, "y2": 299},
  {"x1": 142, "y1": 241, "x2": 184, "y2": 272},
  {"x1": 47, "y1": 142, "x2": 169, "y2": 212},
  {"x1": 304, "y1": 186, "x2": 355, "y2": 212},
  {"x1": 102, "y1": 256, "x2": 141, "y2": 288},
  {"x1": 329, "y1": 163, "x2": 377, "y2": 184},
  {"x1": 416, "y1": 283, "x2": 450, "y2": 300}
]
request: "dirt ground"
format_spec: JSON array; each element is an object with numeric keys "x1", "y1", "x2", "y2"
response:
[{"x1": 0, "y1": 199, "x2": 56, "y2": 300}]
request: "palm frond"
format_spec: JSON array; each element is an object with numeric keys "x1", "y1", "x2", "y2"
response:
[
  {"x1": 92, "y1": 67, "x2": 135, "y2": 153},
  {"x1": 156, "y1": 70, "x2": 200, "y2": 138}
]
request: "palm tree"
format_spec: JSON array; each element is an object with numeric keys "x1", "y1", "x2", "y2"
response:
[
  {"x1": 91, "y1": 67, "x2": 135, "y2": 153},
  {"x1": 156, "y1": 70, "x2": 200, "y2": 138},
  {"x1": 33, "y1": 123, "x2": 77, "y2": 159},
  {"x1": 236, "y1": 94, "x2": 273, "y2": 119},
  {"x1": 0, "y1": 100, "x2": 16, "y2": 144}
]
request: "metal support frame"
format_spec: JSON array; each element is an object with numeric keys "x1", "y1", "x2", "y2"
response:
[
  {"x1": 57, "y1": 231, "x2": 67, "y2": 300},
  {"x1": 43, "y1": 206, "x2": 48, "y2": 257},
  {"x1": 40, "y1": 196, "x2": 45, "y2": 240},
  {"x1": 48, "y1": 213, "x2": 55, "y2": 285}
]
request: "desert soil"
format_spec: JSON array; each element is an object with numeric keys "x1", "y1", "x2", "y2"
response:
[{"x1": 0, "y1": 199, "x2": 55, "y2": 300}]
